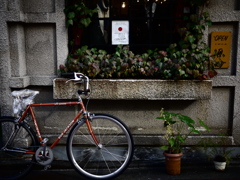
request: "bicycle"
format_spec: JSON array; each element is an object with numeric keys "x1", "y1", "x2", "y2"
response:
[{"x1": 0, "y1": 72, "x2": 134, "y2": 180}]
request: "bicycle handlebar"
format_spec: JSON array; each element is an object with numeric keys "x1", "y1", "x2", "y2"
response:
[{"x1": 62, "y1": 72, "x2": 90, "y2": 95}]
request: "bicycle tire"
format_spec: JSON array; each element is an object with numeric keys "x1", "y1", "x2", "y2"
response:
[
  {"x1": 67, "y1": 113, "x2": 134, "y2": 180},
  {"x1": 0, "y1": 117, "x2": 38, "y2": 180}
]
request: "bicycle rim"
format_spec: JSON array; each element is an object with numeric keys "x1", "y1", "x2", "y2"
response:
[
  {"x1": 0, "y1": 118, "x2": 37, "y2": 180},
  {"x1": 67, "y1": 114, "x2": 133, "y2": 180}
]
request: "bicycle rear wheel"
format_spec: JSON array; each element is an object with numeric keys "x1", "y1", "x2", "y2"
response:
[
  {"x1": 0, "y1": 117, "x2": 37, "y2": 180},
  {"x1": 67, "y1": 113, "x2": 134, "y2": 180}
]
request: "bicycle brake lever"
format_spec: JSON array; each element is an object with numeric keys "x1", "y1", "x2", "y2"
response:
[{"x1": 65, "y1": 79, "x2": 84, "y2": 84}]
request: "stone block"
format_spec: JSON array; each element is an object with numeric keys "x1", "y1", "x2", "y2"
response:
[
  {"x1": 22, "y1": 0, "x2": 55, "y2": 13},
  {"x1": 10, "y1": 76, "x2": 30, "y2": 88}
]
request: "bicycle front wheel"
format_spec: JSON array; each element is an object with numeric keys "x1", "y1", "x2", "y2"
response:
[
  {"x1": 0, "y1": 117, "x2": 37, "y2": 180},
  {"x1": 67, "y1": 113, "x2": 134, "y2": 180}
]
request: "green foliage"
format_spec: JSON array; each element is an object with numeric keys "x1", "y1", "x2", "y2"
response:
[
  {"x1": 60, "y1": 45, "x2": 160, "y2": 79},
  {"x1": 163, "y1": 1, "x2": 222, "y2": 80},
  {"x1": 64, "y1": 0, "x2": 97, "y2": 28},
  {"x1": 198, "y1": 134, "x2": 234, "y2": 165},
  {"x1": 156, "y1": 108, "x2": 209, "y2": 154},
  {"x1": 60, "y1": 0, "x2": 223, "y2": 80},
  {"x1": 59, "y1": 43, "x2": 221, "y2": 80}
]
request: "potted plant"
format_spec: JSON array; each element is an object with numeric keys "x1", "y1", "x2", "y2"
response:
[
  {"x1": 199, "y1": 134, "x2": 233, "y2": 171},
  {"x1": 156, "y1": 108, "x2": 210, "y2": 175}
]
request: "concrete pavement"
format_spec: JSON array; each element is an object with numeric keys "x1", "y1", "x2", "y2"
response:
[{"x1": 22, "y1": 160, "x2": 240, "y2": 180}]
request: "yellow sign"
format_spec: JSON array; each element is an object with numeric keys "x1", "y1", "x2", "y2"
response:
[{"x1": 210, "y1": 31, "x2": 232, "y2": 68}]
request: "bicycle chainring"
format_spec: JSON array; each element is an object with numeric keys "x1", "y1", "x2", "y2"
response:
[{"x1": 35, "y1": 146, "x2": 53, "y2": 166}]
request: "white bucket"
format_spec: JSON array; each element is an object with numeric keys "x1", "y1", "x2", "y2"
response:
[{"x1": 214, "y1": 161, "x2": 226, "y2": 171}]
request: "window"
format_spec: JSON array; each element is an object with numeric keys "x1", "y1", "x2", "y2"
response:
[{"x1": 68, "y1": 0, "x2": 194, "y2": 53}]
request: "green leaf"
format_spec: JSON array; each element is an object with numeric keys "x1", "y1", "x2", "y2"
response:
[
  {"x1": 164, "y1": 120, "x2": 176, "y2": 127},
  {"x1": 186, "y1": 123, "x2": 194, "y2": 128},
  {"x1": 179, "y1": 69, "x2": 185, "y2": 76},
  {"x1": 164, "y1": 112, "x2": 179, "y2": 116},
  {"x1": 80, "y1": 18, "x2": 91, "y2": 27},
  {"x1": 190, "y1": 128, "x2": 201, "y2": 134},
  {"x1": 67, "y1": 19, "x2": 73, "y2": 26},
  {"x1": 161, "y1": 145, "x2": 169, "y2": 150},
  {"x1": 168, "y1": 137, "x2": 175, "y2": 147},
  {"x1": 68, "y1": 12, "x2": 75, "y2": 19},
  {"x1": 191, "y1": 44, "x2": 197, "y2": 49},
  {"x1": 116, "y1": 52, "x2": 120, "y2": 57},
  {"x1": 187, "y1": 35, "x2": 195, "y2": 44},
  {"x1": 199, "y1": 119, "x2": 210, "y2": 131},
  {"x1": 178, "y1": 114, "x2": 195, "y2": 124},
  {"x1": 156, "y1": 117, "x2": 165, "y2": 120},
  {"x1": 177, "y1": 135, "x2": 184, "y2": 142}
]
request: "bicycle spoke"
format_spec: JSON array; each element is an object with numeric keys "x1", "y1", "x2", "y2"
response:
[
  {"x1": 77, "y1": 130, "x2": 96, "y2": 145},
  {"x1": 100, "y1": 149, "x2": 111, "y2": 173},
  {"x1": 101, "y1": 147, "x2": 126, "y2": 162}
]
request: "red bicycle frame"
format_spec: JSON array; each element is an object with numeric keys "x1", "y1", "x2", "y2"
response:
[{"x1": 18, "y1": 100, "x2": 99, "y2": 154}]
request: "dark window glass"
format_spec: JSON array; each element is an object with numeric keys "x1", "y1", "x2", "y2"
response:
[{"x1": 68, "y1": 0, "x2": 193, "y2": 53}]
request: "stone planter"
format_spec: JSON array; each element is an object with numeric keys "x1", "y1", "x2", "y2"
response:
[{"x1": 53, "y1": 79, "x2": 212, "y2": 100}]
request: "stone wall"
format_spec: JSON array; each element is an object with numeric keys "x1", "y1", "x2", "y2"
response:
[
  {"x1": 0, "y1": 0, "x2": 240, "y2": 148},
  {"x1": 0, "y1": 0, "x2": 67, "y2": 115}
]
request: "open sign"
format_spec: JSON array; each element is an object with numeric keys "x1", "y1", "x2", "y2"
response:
[{"x1": 211, "y1": 31, "x2": 232, "y2": 69}]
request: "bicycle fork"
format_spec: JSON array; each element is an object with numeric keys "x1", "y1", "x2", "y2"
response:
[{"x1": 84, "y1": 113, "x2": 102, "y2": 149}]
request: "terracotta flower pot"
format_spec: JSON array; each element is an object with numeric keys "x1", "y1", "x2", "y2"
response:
[{"x1": 163, "y1": 151, "x2": 183, "y2": 175}]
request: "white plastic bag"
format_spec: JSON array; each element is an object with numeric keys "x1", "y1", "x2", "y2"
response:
[{"x1": 12, "y1": 89, "x2": 39, "y2": 117}]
